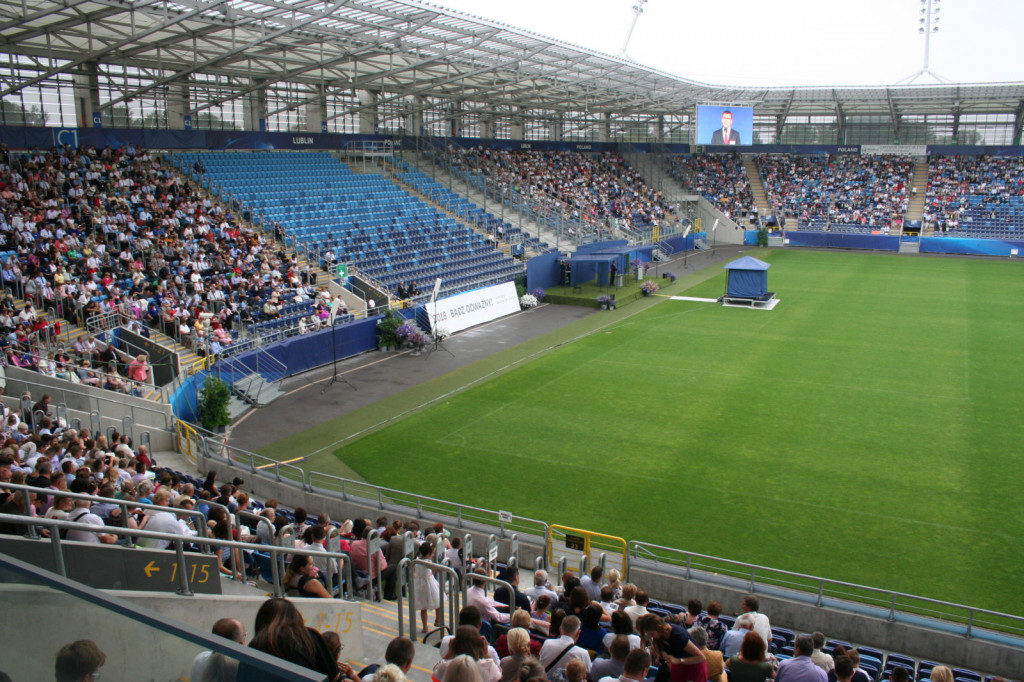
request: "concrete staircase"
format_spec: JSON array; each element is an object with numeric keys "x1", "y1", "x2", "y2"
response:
[
  {"x1": 402, "y1": 150, "x2": 570, "y2": 253},
  {"x1": 22, "y1": 300, "x2": 202, "y2": 404},
  {"x1": 743, "y1": 156, "x2": 772, "y2": 217},
  {"x1": 905, "y1": 158, "x2": 930, "y2": 227},
  {"x1": 623, "y1": 152, "x2": 691, "y2": 203}
]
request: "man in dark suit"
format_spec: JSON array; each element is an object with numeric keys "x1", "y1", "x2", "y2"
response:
[{"x1": 710, "y1": 110, "x2": 741, "y2": 145}]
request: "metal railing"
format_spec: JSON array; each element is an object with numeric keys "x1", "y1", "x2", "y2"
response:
[
  {"x1": 398, "y1": 557, "x2": 462, "y2": 639},
  {"x1": 303, "y1": 469, "x2": 548, "y2": 539},
  {"x1": 628, "y1": 541, "x2": 1024, "y2": 641},
  {"x1": 4, "y1": 371, "x2": 172, "y2": 430},
  {"x1": 181, "y1": 422, "x2": 1024, "y2": 644},
  {"x1": 0, "y1": 506, "x2": 353, "y2": 600}
]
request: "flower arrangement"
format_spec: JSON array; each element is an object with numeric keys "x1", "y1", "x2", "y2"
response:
[
  {"x1": 641, "y1": 280, "x2": 660, "y2": 295},
  {"x1": 597, "y1": 295, "x2": 611, "y2": 305},
  {"x1": 520, "y1": 293, "x2": 538, "y2": 309},
  {"x1": 408, "y1": 330, "x2": 428, "y2": 348},
  {"x1": 395, "y1": 322, "x2": 418, "y2": 341},
  {"x1": 531, "y1": 288, "x2": 547, "y2": 302}
]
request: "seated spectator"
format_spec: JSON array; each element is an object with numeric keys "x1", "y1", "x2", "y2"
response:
[
  {"x1": 54, "y1": 639, "x2": 106, "y2": 682},
  {"x1": 539, "y1": 615, "x2": 591, "y2": 678},
  {"x1": 283, "y1": 553, "x2": 332, "y2": 598},
  {"x1": 191, "y1": 617, "x2": 246, "y2": 682},
  {"x1": 244, "y1": 597, "x2": 338, "y2": 680},
  {"x1": 697, "y1": 601, "x2": 729, "y2": 652},
  {"x1": 498, "y1": 627, "x2": 536, "y2": 682},
  {"x1": 590, "y1": 634, "x2": 630, "y2": 682},
  {"x1": 434, "y1": 626, "x2": 502, "y2": 682},
  {"x1": 725, "y1": 631, "x2": 773, "y2": 682}
]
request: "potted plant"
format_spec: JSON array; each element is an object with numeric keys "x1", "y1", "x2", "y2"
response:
[
  {"x1": 197, "y1": 375, "x2": 231, "y2": 433},
  {"x1": 520, "y1": 293, "x2": 538, "y2": 309},
  {"x1": 597, "y1": 294, "x2": 611, "y2": 310},
  {"x1": 641, "y1": 280, "x2": 660, "y2": 296},
  {"x1": 531, "y1": 288, "x2": 547, "y2": 303},
  {"x1": 376, "y1": 309, "x2": 403, "y2": 350}
]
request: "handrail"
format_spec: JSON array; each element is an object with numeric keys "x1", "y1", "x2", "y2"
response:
[
  {"x1": 627, "y1": 540, "x2": 1024, "y2": 641},
  {"x1": 303, "y1": 469, "x2": 548, "y2": 539},
  {"x1": 399, "y1": 557, "x2": 461, "y2": 639},
  {"x1": 0, "y1": 510, "x2": 354, "y2": 600},
  {"x1": 0, "y1": 481, "x2": 211, "y2": 550}
]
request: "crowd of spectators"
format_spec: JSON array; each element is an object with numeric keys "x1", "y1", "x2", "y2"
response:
[
  {"x1": 448, "y1": 147, "x2": 674, "y2": 237},
  {"x1": 757, "y1": 154, "x2": 913, "y2": 229},
  {"x1": 0, "y1": 400, "x2": 1004, "y2": 682},
  {"x1": 924, "y1": 155, "x2": 1024, "y2": 233},
  {"x1": 0, "y1": 142, "x2": 353, "y2": 364},
  {"x1": 669, "y1": 154, "x2": 756, "y2": 222}
]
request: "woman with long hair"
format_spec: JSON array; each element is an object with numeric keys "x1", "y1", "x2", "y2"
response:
[
  {"x1": 247, "y1": 597, "x2": 339, "y2": 680},
  {"x1": 636, "y1": 614, "x2": 706, "y2": 682},
  {"x1": 283, "y1": 553, "x2": 332, "y2": 598},
  {"x1": 435, "y1": 626, "x2": 502, "y2": 682}
]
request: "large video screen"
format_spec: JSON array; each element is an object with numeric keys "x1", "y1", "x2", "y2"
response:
[{"x1": 697, "y1": 105, "x2": 753, "y2": 146}]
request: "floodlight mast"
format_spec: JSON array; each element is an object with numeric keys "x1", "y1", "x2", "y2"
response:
[
  {"x1": 897, "y1": 0, "x2": 951, "y2": 85},
  {"x1": 619, "y1": 0, "x2": 648, "y2": 59}
]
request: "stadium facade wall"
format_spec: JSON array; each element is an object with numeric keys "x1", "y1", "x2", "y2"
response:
[
  {"x1": 2, "y1": 124, "x2": 1022, "y2": 157},
  {"x1": 195, "y1": 452, "x2": 1023, "y2": 677}
]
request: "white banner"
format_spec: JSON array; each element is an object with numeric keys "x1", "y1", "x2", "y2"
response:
[
  {"x1": 425, "y1": 281, "x2": 521, "y2": 335},
  {"x1": 861, "y1": 144, "x2": 927, "y2": 156}
]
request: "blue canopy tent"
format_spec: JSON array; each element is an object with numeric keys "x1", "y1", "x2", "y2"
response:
[{"x1": 723, "y1": 256, "x2": 771, "y2": 299}]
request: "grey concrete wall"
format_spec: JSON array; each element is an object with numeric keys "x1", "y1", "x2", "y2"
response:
[
  {"x1": 0, "y1": 586, "x2": 358, "y2": 681},
  {"x1": 200, "y1": 453, "x2": 1023, "y2": 679},
  {"x1": 113, "y1": 591, "x2": 366, "y2": 663},
  {"x1": 1, "y1": 366, "x2": 176, "y2": 450},
  {"x1": 696, "y1": 197, "x2": 745, "y2": 245}
]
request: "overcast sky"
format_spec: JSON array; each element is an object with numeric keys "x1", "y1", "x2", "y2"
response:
[{"x1": 428, "y1": 0, "x2": 1023, "y2": 88}]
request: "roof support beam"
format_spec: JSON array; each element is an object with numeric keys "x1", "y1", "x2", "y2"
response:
[
  {"x1": 1, "y1": 0, "x2": 230, "y2": 98},
  {"x1": 97, "y1": 0, "x2": 351, "y2": 112}
]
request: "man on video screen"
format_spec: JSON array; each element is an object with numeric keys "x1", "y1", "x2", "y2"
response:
[{"x1": 710, "y1": 110, "x2": 741, "y2": 145}]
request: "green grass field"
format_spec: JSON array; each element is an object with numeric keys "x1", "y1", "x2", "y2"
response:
[{"x1": 268, "y1": 250, "x2": 1024, "y2": 615}]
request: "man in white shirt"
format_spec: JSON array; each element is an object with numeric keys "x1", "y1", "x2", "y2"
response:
[
  {"x1": 138, "y1": 488, "x2": 185, "y2": 549},
  {"x1": 540, "y1": 615, "x2": 591, "y2": 677},
  {"x1": 466, "y1": 570, "x2": 510, "y2": 624},
  {"x1": 190, "y1": 618, "x2": 246, "y2": 682},
  {"x1": 525, "y1": 569, "x2": 560, "y2": 606},
  {"x1": 66, "y1": 479, "x2": 116, "y2": 544},
  {"x1": 623, "y1": 589, "x2": 650, "y2": 626},
  {"x1": 737, "y1": 595, "x2": 773, "y2": 651}
]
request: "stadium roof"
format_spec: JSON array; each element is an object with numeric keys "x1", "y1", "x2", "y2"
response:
[{"x1": 1, "y1": 0, "x2": 1023, "y2": 120}]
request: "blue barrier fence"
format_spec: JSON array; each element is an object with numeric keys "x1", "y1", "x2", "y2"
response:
[
  {"x1": 744, "y1": 231, "x2": 1024, "y2": 258},
  {"x1": 169, "y1": 313, "x2": 404, "y2": 421}
]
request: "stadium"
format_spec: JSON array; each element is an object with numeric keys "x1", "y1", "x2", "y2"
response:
[{"x1": 0, "y1": 0, "x2": 1022, "y2": 680}]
